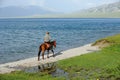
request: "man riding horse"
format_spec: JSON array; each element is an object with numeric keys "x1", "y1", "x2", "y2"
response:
[{"x1": 38, "y1": 32, "x2": 56, "y2": 61}]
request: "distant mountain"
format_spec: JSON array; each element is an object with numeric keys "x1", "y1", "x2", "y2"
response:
[
  {"x1": 66, "y1": 1, "x2": 120, "y2": 18},
  {"x1": 0, "y1": 1, "x2": 120, "y2": 18},
  {"x1": 0, "y1": 6, "x2": 59, "y2": 18},
  {"x1": 80, "y1": 1, "x2": 120, "y2": 13},
  {"x1": 33, "y1": 1, "x2": 120, "y2": 18}
]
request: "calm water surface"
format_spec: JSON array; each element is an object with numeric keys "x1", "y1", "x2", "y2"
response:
[{"x1": 0, "y1": 18, "x2": 120, "y2": 64}]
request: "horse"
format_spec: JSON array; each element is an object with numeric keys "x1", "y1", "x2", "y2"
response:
[{"x1": 38, "y1": 40, "x2": 56, "y2": 61}]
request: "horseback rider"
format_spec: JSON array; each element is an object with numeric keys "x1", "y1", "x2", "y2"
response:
[
  {"x1": 44, "y1": 32, "x2": 51, "y2": 48},
  {"x1": 38, "y1": 32, "x2": 56, "y2": 61}
]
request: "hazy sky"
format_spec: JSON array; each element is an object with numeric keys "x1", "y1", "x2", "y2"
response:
[{"x1": 0, "y1": 0, "x2": 119, "y2": 13}]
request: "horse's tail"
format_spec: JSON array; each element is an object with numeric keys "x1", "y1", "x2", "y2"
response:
[{"x1": 38, "y1": 46, "x2": 41, "y2": 61}]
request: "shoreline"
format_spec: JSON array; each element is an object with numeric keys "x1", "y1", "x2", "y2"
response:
[{"x1": 0, "y1": 43, "x2": 99, "y2": 74}]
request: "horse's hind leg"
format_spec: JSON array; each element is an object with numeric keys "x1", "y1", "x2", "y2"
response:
[
  {"x1": 38, "y1": 50, "x2": 41, "y2": 61},
  {"x1": 51, "y1": 50, "x2": 55, "y2": 57}
]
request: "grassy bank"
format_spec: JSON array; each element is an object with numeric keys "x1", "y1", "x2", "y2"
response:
[
  {"x1": 57, "y1": 34, "x2": 120, "y2": 79},
  {"x1": 0, "y1": 34, "x2": 120, "y2": 80},
  {"x1": 0, "y1": 71, "x2": 65, "y2": 80}
]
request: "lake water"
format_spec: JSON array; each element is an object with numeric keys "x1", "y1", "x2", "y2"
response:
[{"x1": 0, "y1": 18, "x2": 120, "y2": 64}]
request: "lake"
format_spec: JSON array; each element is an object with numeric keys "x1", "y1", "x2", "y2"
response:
[{"x1": 0, "y1": 18, "x2": 120, "y2": 64}]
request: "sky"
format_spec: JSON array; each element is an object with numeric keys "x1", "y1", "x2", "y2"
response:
[{"x1": 0, "y1": 0, "x2": 119, "y2": 13}]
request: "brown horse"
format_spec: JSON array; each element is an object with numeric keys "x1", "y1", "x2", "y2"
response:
[{"x1": 38, "y1": 40, "x2": 56, "y2": 61}]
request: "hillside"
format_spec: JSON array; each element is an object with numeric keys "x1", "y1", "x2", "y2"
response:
[
  {"x1": 30, "y1": 1, "x2": 120, "y2": 18},
  {"x1": 54, "y1": 1, "x2": 120, "y2": 18},
  {"x1": 81, "y1": 1, "x2": 120, "y2": 13},
  {"x1": 65, "y1": 1, "x2": 120, "y2": 18}
]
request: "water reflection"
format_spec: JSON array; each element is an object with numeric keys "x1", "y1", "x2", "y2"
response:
[
  {"x1": 24, "y1": 62, "x2": 56, "y2": 73},
  {"x1": 23, "y1": 62, "x2": 69, "y2": 79},
  {"x1": 38, "y1": 62, "x2": 56, "y2": 74}
]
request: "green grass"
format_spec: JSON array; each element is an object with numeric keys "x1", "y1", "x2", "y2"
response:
[
  {"x1": 58, "y1": 44, "x2": 120, "y2": 68},
  {"x1": 64, "y1": 12, "x2": 120, "y2": 18},
  {"x1": 0, "y1": 34, "x2": 120, "y2": 80},
  {"x1": 0, "y1": 71, "x2": 65, "y2": 80},
  {"x1": 92, "y1": 34, "x2": 120, "y2": 46},
  {"x1": 104, "y1": 34, "x2": 120, "y2": 44},
  {"x1": 57, "y1": 34, "x2": 120, "y2": 79}
]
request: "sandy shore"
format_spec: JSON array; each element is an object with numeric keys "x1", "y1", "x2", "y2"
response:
[{"x1": 0, "y1": 43, "x2": 99, "y2": 74}]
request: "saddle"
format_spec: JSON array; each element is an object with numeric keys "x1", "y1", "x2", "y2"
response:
[{"x1": 45, "y1": 42, "x2": 51, "y2": 49}]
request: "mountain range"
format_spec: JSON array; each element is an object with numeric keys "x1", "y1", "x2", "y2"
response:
[
  {"x1": 81, "y1": 1, "x2": 120, "y2": 13},
  {"x1": 0, "y1": 1, "x2": 120, "y2": 18},
  {"x1": 63, "y1": 1, "x2": 120, "y2": 18}
]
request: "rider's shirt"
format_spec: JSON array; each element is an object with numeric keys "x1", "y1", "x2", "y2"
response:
[{"x1": 44, "y1": 34, "x2": 51, "y2": 42}]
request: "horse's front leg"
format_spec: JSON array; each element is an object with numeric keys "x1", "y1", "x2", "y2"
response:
[
  {"x1": 42, "y1": 51, "x2": 45, "y2": 60},
  {"x1": 51, "y1": 49, "x2": 55, "y2": 57},
  {"x1": 47, "y1": 50, "x2": 49, "y2": 58}
]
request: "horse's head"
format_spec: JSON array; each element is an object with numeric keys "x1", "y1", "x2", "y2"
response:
[{"x1": 52, "y1": 40, "x2": 56, "y2": 48}]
